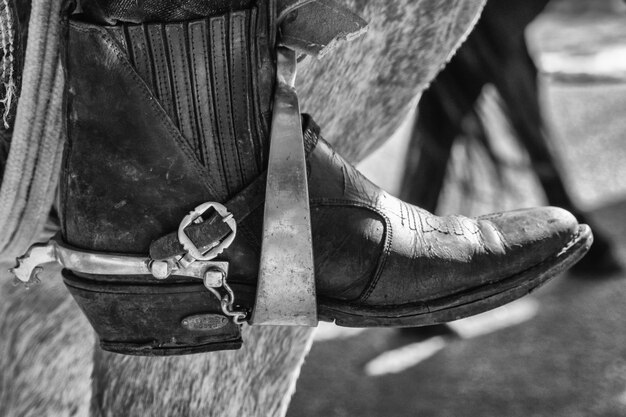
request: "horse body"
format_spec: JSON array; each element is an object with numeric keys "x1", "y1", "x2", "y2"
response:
[{"x1": 0, "y1": 1, "x2": 486, "y2": 416}]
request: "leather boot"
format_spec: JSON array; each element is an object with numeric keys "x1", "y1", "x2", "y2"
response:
[{"x1": 59, "y1": 0, "x2": 592, "y2": 355}]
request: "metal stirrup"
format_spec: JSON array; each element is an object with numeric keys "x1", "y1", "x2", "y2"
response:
[{"x1": 251, "y1": 47, "x2": 318, "y2": 326}]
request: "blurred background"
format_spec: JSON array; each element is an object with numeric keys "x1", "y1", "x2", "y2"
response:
[{"x1": 288, "y1": 0, "x2": 626, "y2": 415}]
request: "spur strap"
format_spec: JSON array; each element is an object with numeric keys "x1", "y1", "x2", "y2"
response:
[
  {"x1": 149, "y1": 172, "x2": 265, "y2": 261},
  {"x1": 149, "y1": 116, "x2": 320, "y2": 261}
]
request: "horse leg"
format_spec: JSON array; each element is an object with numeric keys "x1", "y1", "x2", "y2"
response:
[
  {"x1": 91, "y1": 326, "x2": 314, "y2": 417},
  {"x1": 0, "y1": 266, "x2": 94, "y2": 417}
]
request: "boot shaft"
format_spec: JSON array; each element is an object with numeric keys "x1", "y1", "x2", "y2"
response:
[
  {"x1": 60, "y1": 1, "x2": 276, "y2": 354},
  {"x1": 62, "y1": 1, "x2": 274, "y2": 253},
  {"x1": 107, "y1": 9, "x2": 273, "y2": 194}
]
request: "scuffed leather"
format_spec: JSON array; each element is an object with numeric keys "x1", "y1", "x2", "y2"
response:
[
  {"x1": 302, "y1": 129, "x2": 578, "y2": 305},
  {"x1": 105, "y1": 11, "x2": 270, "y2": 195},
  {"x1": 62, "y1": 4, "x2": 274, "y2": 253},
  {"x1": 63, "y1": 272, "x2": 244, "y2": 354},
  {"x1": 61, "y1": 4, "x2": 276, "y2": 353},
  {"x1": 149, "y1": 120, "x2": 319, "y2": 261}
]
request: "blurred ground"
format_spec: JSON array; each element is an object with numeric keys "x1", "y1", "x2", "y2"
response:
[
  {"x1": 287, "y1": 2, "x2": 626, "y2": 416},
  {"x1": 530, "y1": 0, "x2": 626, "y2": 83}
]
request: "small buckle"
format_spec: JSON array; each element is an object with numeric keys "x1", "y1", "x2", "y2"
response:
[{"x1": 177, "y1": 202, "x2": 236, "y2": 264}]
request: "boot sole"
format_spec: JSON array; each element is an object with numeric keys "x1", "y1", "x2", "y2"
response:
[{"x1": 316, "y1": 224, "x2": 593, "y2": 327}]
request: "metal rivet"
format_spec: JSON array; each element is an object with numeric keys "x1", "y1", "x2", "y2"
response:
[
  {"x1": 150, "y1": 260, "x2": 171, "y2": 280},
  {"x1": 203, "y1": 268, "x2": 224, "y2": 288}
]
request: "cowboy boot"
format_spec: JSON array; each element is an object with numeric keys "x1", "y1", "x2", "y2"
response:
[{"x1": 54, "y1": 0, "x2": 592, "y2": 355}]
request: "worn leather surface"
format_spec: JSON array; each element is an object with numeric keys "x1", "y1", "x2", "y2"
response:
[
  {"x1": 300, "y1": 133, "x2": 576, "y2": 305},
  {"x1": 150, "y1": 116, "x2": 579, "y2": 305},
  {"x1": 63, "y1": 271, "x2": 245, "y2": 354},
  {"x1": 62, "y1": 3, "x2": 580, "y2": 353},
  {"x1": 149, "y1": 121, "x2": 318, "y2": 260},
  {"x1": 62, "y1": 5, "x2": 274, "y2": 253},
  {"x1": 62, "y1": 3, "x2": 275, "y2": 354}
]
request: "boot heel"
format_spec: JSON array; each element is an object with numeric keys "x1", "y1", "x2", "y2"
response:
[{"x1": 63, "y1": 271, "x2": 242, "y2": 356}]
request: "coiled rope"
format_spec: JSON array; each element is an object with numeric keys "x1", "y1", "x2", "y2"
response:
[
  {"x1": 0, "y1": 0, "x2": 16, "y2": 128},
  {"x1": 0, "y1": 0, "x2": 64, "y2": 259}
]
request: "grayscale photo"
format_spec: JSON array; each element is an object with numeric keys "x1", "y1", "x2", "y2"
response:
[{"x1": 0, "y1": 0, "x2": 624, "y2": 416}]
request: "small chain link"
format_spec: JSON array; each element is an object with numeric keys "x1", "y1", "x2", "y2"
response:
[{"x1": 204, "y1": 268, "x2": 247, "y2": 325}]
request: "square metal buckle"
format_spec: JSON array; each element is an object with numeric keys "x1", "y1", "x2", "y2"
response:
[{"x1": 177, "y1": 202, "x2": 236, "y2": 267}]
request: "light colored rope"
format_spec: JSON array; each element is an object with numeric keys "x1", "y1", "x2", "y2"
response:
[
  {"x1": 0, "y1": 0, "x2": 64, "y2": 259},
  {"x1": 0, "y1": 0, "x2": 15, "y2": 128}
]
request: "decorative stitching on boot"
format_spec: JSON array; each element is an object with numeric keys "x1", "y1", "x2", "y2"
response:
[
  {"x1": 166, "y1": 22, "x2": 199, "y2": 157},
  {"x1": 230, "y1": 11, "x2": 252, "y2": 183},
  {"x1": 124, "y1": 25, "x2": 156, "y2": 93},
  {"x1": 188, "y1": 20, "x2": 228, "y2": 193},
  {"x1": 119, "y1": 8, "x2": 270, "y2": 198},
  {"x1": 302, "y1": 114, "x2": 320, "y2": 153},
  {"x1": 210, "y1": 15, "x2": 241, "y2": 195},
  {"x1": 250, "y1": 3, "x2": 274, "y2": 169},
  {"x1": 398, "y1": 201, "x2": 418, "y2": 231},
  {"x1": 188, "y1": 20, "x2": 208, "y2": 166},
  {"x1": 249, "y1": 6, "x2": 264, "y2": 169},
  {"x1": 419, "y1": 214, "x2": 479, "y2": 236},
  {"x1": 234, "y1": 14, "x2": 248, "y2": 183},
  {"x1": 147, "y1": 24, "x2": 179, "y2": 127}
]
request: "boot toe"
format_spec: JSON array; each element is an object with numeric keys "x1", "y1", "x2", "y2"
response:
[{"x1": 478, "y1": 206, "x2": 579, "y2": 272}]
